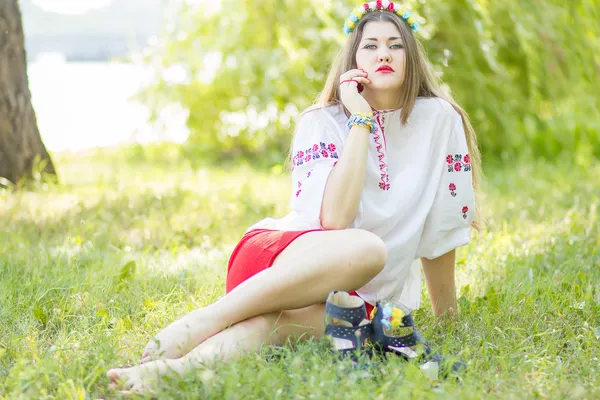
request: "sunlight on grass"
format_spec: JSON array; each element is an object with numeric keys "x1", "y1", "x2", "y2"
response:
[{"x1": 1, "y1": 150, "x2": 598, "y2": 398}]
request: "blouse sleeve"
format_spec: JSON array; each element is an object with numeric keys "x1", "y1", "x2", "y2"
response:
[
  {"x1": 289, "y1": 110, "x2": 343, "y2": 228},
  {"x1": 416, "y1": 115, "x2": 475, "y2": 260}
]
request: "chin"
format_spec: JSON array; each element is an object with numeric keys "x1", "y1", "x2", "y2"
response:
[{"x1": 371, "y1": 83, "x2": 402, "y2": 91}]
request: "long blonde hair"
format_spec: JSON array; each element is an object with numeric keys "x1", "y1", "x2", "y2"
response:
[{"x1": 300, "y1": 11, "x2": 483, "y2": 229}]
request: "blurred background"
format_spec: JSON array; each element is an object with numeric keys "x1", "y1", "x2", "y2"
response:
[{"x1": 17, "y1": 0, "x2": 600, "y2": 169}]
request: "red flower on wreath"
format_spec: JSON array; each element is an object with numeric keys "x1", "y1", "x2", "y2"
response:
[
  {"x1": 376, "y1": 0, "x2": 383, "y2": 9},
  {"x1": 387, "y1": 2, "x2": 395, "y2": 11}
]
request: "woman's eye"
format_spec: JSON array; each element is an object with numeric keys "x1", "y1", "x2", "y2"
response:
[{"x1": 364, "y1": 44, "x2": 404, "y2": 49}]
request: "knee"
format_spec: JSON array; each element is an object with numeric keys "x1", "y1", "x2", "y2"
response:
[
  {"x1": 239, "y1": 311, "x2": 287, "y2": 343},
  {"x1": 240, "y1": 312, "x2": 278, "y2": 331},
  {"x1": 352, "y1": 230, "x2": 387, "y2": 275}
]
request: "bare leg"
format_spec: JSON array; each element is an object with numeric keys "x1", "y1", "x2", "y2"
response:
[
  {"x1": 421, "y1": 250, "x2": 457, "y2": 317},
  {"x1": 184, "y1": 304, "x2": 325, "y2": 364},
  {"x1": 107, "y1": 305, "x2": 325, "y2": 393},
  {"x1": 140, "y1": 229, "x2": 386, "y2": 362}
]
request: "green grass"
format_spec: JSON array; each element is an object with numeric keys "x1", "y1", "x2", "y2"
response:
[{"x1": 1, "y1": 149, "x2": 599, "y2": 399}]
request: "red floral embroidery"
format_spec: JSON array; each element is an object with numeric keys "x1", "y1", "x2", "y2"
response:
[
  {"x1": 462, "y1": 206, "x2": 469, "y2": 219},
  {"x1": 449, "y1": 183, "x2": 457, "y2": 197},
  {"x1": 296, "y1": 189, "x2": 302, "y2": 197},
  {"x1": 373, "y1": 111, "x2": 390, "y2": 191},
  {"x1": 292, "y1": 142, "x2": 339, "y2": 169},
  {"x1": 447, "y1": 154, "x2": 471, "y2": 172}
]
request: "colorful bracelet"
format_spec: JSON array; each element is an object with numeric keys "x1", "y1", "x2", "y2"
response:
[{"x1": 347, "y1": 112, "x2": 374, "y2": 133}]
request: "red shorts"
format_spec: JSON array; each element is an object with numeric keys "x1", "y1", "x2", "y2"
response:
[{"x1": 226, "y1": 228, "x2": 373, "y2": 318}]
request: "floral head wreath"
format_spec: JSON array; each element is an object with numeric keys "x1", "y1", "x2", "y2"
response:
[{"x1": 343, "y1": 1, "x2": 420, "y2": 35}]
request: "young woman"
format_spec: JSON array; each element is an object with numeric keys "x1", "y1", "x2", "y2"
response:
[{"x1": 108, "y1": 1, "x2": 481, "y2": 392}]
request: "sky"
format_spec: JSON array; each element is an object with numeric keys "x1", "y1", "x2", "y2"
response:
[{"x1": 31, "y1": 0, "x2": 113, "y2": 15}]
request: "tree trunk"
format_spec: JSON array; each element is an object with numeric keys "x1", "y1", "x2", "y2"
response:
[{"x1": 0, "y1": 0, "x2": 56, "y2": 185}]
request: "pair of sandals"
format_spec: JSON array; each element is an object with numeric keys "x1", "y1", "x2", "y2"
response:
[{"x1": 324, "y1": 291, "x2": 465, "y2": 380}]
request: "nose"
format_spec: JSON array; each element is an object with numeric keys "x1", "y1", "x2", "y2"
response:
[{"x1": 378, "y1": 48, "x2": 391, "y2": 63}]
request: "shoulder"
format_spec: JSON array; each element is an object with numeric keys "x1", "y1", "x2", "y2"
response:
[
  {"x1": 299, "y1": 104, "x2": 346, "y2": 125},
  {"x1": 411, "y1": 97, "x2": 462, "y2": 126},
  {"x1": 293, "y1": 104, "x2": 345, "y2": 139}
]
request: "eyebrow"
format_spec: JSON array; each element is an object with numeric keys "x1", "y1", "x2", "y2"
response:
[{"x1": 362, "y1": 37, "x2": 403, "y2": 41}]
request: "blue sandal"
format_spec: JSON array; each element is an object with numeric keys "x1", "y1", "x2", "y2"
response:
[
  {"x1": 324, "y1": 291, "x2": 373, "y2": 361},
  {"x1": 371, "y1": 301, "x2": 467, "y2": 379}
]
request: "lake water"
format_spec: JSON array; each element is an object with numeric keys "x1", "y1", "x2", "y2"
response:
[{"x1": 27, "y1": 60, "x2": 188, "y2": 153}]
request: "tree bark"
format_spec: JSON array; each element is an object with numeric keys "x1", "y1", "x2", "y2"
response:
[{"x1": 0, "y1": 0, "x2": 56, "y2": 185}]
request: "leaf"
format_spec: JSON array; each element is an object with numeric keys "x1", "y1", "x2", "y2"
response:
[
  {"x1": 33, "y1": 307, "x2": 48, "y2": 326},
  {"x1": 118, "y1": 260, "x2": 137, "y2": 289}
]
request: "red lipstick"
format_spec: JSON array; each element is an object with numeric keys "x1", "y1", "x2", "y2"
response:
[{"x1": 376, "y1": 65, "x2": 395, "y2": 73}]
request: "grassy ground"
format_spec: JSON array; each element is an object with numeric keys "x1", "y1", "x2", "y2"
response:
[{"x1": 1, "y1": 148, "x2": 599, "y2": 399}]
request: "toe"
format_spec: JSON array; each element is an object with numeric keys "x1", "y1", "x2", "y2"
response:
[
  {"x1": 140, "y1": 355, "x2": 153, "y2": 364},
  {"x1": 107, "y1": 368, "x2": 122, "y2": 384}
]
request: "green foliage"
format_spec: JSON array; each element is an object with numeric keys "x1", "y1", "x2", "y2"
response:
[
  {"x1": 0, "y1": 150, "x2": 599, "y2": 397},
  {"x1": 139, "y1": 0, "x2": 599, "y2": 164}
]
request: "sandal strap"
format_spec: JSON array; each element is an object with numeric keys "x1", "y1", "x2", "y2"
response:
[
  {"x1": 325, "y1": 323, "x2": 372, "y2": 345},
  {"x1": 325, "y1": 301, "x2": 366, "y2": 326},
  {"x1": 385, "y1": 327, "x2": 428, "y2": 348},
  {"x1": 381, "y1": 331, "x2": 420, "y2": 348},
  {"x1": 401, "y1": 313, "x2": 414, "y2": 327}
]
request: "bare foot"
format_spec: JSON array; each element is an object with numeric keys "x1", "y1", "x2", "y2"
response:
[
  {"x1": 141, "y1": 308, "x2": 221, "y2": 364},
  {"x1": 107, "y1": 359, "x2": 183, "y2": 394}
]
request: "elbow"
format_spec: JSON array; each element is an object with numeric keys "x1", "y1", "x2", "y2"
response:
[{"x1": 319, "y1": 213, "x2": 351, "y2": 231}]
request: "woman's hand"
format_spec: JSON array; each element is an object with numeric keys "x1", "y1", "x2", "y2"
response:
[{"x1": 339, "y1": 69, "x2": 372, "y2": 115}]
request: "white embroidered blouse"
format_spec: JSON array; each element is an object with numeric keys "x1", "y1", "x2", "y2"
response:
[{"x1": 248, "y1": 97, "x2": 475, "y2": 310}]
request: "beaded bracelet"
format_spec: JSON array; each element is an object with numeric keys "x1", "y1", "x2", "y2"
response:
[{"x1": 347, "y1": 112, "x2": 374, "y2": 133}]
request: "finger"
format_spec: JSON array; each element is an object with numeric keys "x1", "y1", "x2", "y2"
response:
[
  {"x1": 352, "y1": 77, "x2": 371, "y2": 84},
  {"x1": 340, "y1": 69, "x2": 368, "y2": 81}
]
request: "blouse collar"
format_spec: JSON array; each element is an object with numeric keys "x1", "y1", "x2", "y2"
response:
[{"x1": 372, "y1": 108, "x2": 401, "y2": 115}]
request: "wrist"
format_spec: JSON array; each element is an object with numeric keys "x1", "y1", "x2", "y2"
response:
[{"x1": 347, "y1": 112, "x2": 374, "y2": 133}]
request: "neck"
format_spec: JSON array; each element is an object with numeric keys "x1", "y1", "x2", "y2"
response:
[{"x1": 362, "y1": 89, "x2": 402, "y2": 111}]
